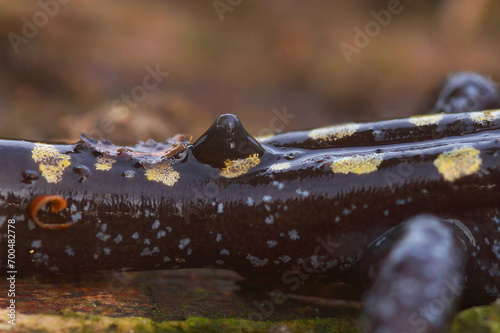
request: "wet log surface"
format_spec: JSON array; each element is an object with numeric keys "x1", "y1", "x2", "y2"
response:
[
  {"x1": 0, "y1": 270, "x2": 499, "y2": 332},
  {"x1": 0, "y1": 269, "x2": 361, "y2": 332}
]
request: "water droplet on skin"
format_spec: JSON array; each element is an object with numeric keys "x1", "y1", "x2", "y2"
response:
[
  {"x1": 373, "y1": 130, "x2": 384, "y2": 141},
  {"x1": 21, "y1": 170, "x2": 39, "y2": 184},
  {"x1": 284, "y1": 151, "x2": 302, "y2": 160},
  {"x1": 123, "y1": 170, "x2": 136, "y2": 178}
]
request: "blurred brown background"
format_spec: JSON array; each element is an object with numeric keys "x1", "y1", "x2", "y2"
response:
[{"x1": 1, "y1": 0, "x2": 499, "y2": 144}]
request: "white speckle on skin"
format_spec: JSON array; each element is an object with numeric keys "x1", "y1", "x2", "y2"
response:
[
  {"x1": 216, "y1": 260, "x2": 224, "y2": 265},
  {"x1": 114, "y1": 234, "x2": 123, "y2": 244},
  {"x1": 71, "y1": 212, "x2": 82, "y2": 222},
  {"x1": 166, "y1": 226, "x2": 172, "y2": 232},
  {"x1": 175, "y1": 203, "x2": 183, "y2": 216},
  {"x1": 246, "y1": 254, "x2": 268, "y2": 267},
  {"x1": 220, "y1": 249, "x2": 230, "y2": 255},
  {"x1": 157, "y1": 230, "x2": 167, "y2": 239},
  {"x1": 296, "y1": 189, "x2": 310, "y2": 197},
  {"x1": 216, "y1": 234, "x2": 222, "y2": 242},
  {"x1": 492, "y1": 241, "x2": 500, "y2": 260},
  {"x1": 31, "y1": 240, "x2": 42, "y2": 249},
  {"x1": 265, "y1": 216, "x2": 274, "y2": 225},
  {"x1": 218, "y1": 203, "x2": 224, "y2": 214},
  {"x1": 96, "y1": 232, "x2": 111, "y2": 242},
  {"x1": 288, "y1": 230, "x2": 300, "y2": 240},
  {"x1": 163, "y1": 256, "x2": 171, "y2": 262},
  {"x1": 279, "y1": 255, "x2": 291, "y2": 263},
  {"x1": 263, "y1": 195, "x2": 272, "y2": 203},
  {"x1": 132, "y1": 232, "x2": 139, "y2": 239},
  {"x1": 144, "y1": 238, "x2": 151, "y2": 245},
  {"x1": 101, "y1": 224, "x2": 107, "y2": 232},
  {"x1": 272, "y1": 181, "x2": 285, "y2": 189},
  {"x1": 267, "y1": 240, "x2": 277, "y2": 248},
  {"x1": 103, "y1": 248, "x2": 111, "y2": 255},
  {"x1": 187, "y1": 248, "x2": 192, "y2": 255},
  {"x1": 152, "y1": 220, "x2": 160, "y2": 229},
  {"x1": 0, "y1": 216, "x2": 7, "y2": 228},
  {"x1": 13, "y1": 215, "x2": 25, "y2": 222},
  {"x1": 247, "y1": 197, "x2": 254, "y2": 206},
  {"x1": 280, "y1": 232, "x2": 285, "y2": 237},
  {"x1": 334, "y1": 216, "x2": 341, "y2": 223},
  {"x1": 384, "y1": 210, "x2": 390, "y2": 216},
  {"x1": 396, "y1": 199, "x2": 406, "y2": 205},
  {"x1": 141, "y1": 247, "x2": 160, "y2": 256},
  {"x1": 65, "y1": 246, "x2": 75, "y2": 256},
  {"x1": 179, "y1": 238, "x2": 190, "y2": 249}
]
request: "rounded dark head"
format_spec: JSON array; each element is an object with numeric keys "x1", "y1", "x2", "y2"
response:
[
  {"x1": 429, "y1": 72, "x2": 500, "y2": 114},
  {"x1": 192, "y1": 114, "x2": 264, "y2": 168}
]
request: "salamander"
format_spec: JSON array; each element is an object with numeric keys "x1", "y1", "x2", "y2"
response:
[{"x1": 1, "y1": 72, "x2": 499, "y2": 333}]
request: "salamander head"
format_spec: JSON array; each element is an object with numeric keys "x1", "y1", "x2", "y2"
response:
[
  {"x1": 429, "y1": 72, "x2": 500, "y2": 114},
  {"x1": 192, "y1": 114, "x2": 265, "y2": 168}
]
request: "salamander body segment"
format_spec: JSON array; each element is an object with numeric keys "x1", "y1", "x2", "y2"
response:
[
  {"x1": 1, "y1": 74, "x2": 500, "y2": 332},
  {"x1": 0, "y1": 110, "x2": 499, "y2": 295}
]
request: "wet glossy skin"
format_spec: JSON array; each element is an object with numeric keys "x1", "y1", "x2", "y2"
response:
[
  {"x1": 0, "y1": 109, "x2": 499, "y2": 303},
  {"x1": 2, "y1": 70, "x2": 500, "y2": 332}
]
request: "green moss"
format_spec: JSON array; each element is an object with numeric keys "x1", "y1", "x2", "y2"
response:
[
  {"x1": 451, "y1": 301, "x2": 500, "y2": 333},
  {"x1": 0, "y1": 310, "x2": 358, "y2": 333},
  {"x1": 171, "y1": 317, "x2": 358, "y2": 333},
  {"x1": 5, "y1": 301, "x2": 500, "y2": 332}
]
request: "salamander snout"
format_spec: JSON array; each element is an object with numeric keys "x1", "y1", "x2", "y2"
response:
[{"x1": 192, "y1": 113, "x2": 265, "y2": 168}]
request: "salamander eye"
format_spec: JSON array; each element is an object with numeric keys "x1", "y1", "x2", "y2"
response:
[{"x1": 192, "y1": 113, "x2": 265, "y2": 168}]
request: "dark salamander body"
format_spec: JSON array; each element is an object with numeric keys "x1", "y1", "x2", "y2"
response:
[{"x1": 1, "y1": 73, "x2": 500, "y2": 333}]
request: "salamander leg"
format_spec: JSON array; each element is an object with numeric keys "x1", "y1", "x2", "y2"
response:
[{"x1": 360, "y1": 215, "x2": 466, "y2": 333}]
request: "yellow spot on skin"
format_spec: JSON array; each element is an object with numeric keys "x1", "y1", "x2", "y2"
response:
[
  {"x1": 308, "y1": 123, "x2": 360, "y2": 142},
  {"x1": 145, "y1": 163, "x2": 180, "y2": 186},
  {"x1": 29, "y1": 250, "x2": 34, "y2": 254},
  {"x1": 409, "y1": 113, "x2": 443, "y2": 126},
  {"x1": 269, "y1": 162, "x2": 291, "y2": 171},
  {"x1": 32, "y1": 144, "x2": 71, "y2": 183},
  {"x1": 95, "y1": 156, "x2": 116, "y2": 171},
  {"x1": 469, "y1": 110, "x2": 500, "y2": 124},
  {"x1": 220, "y1": 154, "x2": 261, "y2": 178},
  {"x1": 434, "y1": 146, "x2": 482, "y2": 182},
  {"x1": 331, "y1": 153, "x2": 383, "y2": 175}
]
